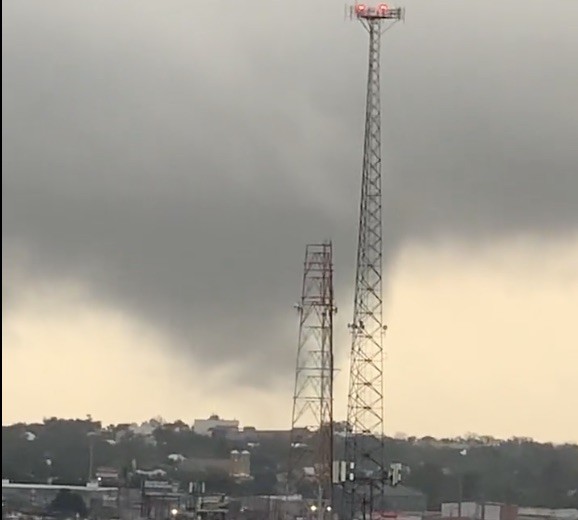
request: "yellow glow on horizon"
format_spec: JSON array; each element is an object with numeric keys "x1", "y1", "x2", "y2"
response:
[{"x1": 3, "y1": 237, "x2": 578, "y2": 443}]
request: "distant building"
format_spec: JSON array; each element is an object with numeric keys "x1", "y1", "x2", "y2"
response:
[
  {"x1": 130, "y1": 422, "x2": 157, "y2": 437},
  {"x1": 140, "y1": 480, "x2": 182, "y2": 520},
  {"x1": 96, "y1": 466, "x2": 120, "y2": 486},
  {"x1": 441, "y1": 502, "x2": 518, "y2": 520},
  {"x1": 230, "y1": 450, "x2": 251, "y2": 478},
  {"x1": 414, "y1": 436, "x2": 501, "y2": 450},
  {"x1": 114, "y1": 422, "x2": 157, "y2": 445},
  {"x1": 228, "y1": 427, "x2": 307, "y2": 443},
  {"x1": 193, "y1": 415, "x2": 239, "y2": 437},
  {"x1": 197, "y1": 494, "x2": 230, "y2": 520}
]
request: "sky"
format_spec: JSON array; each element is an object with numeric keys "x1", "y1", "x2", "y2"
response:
[{"x1": 2, "y1": 0, "x2": 578, "y2": 444}]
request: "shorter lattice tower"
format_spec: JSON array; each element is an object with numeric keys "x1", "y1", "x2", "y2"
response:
[{"x1": 288, "y1": 242, "x2": 337, "y2": 514}]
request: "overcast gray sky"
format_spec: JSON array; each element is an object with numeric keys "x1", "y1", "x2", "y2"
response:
[{"x1": 3, "y1": 0, "x2": 578, "y2": 442}]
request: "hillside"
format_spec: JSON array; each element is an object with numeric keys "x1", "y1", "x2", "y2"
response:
[{"x1": 2, "y1": 418, "x2": 577, "y2": 509}]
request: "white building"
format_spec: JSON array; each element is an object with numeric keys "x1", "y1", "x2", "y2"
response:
[
  {"x1": 129, "y1": 422, "x2": 156, "y2": 436},
  {"x1": 193, "y1": 415, "x2": 239, "y2": 436},
  {"x1": 441, "y1": 502, "x2": 517, "y2": 520}
]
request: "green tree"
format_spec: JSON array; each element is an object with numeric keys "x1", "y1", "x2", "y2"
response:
[{"x1": 48, "y1": 489, "x2": 88, "y2": 518}]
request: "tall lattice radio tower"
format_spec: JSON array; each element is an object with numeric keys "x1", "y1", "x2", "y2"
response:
[
  {"x1": 288, "y1": 242, "x2": 336, "y2": 514},
  {"x1": 342, "y1": 3, "x2": 404, "y2": 520}
]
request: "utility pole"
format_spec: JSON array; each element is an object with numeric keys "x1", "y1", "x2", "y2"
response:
[
  {"x1": 342, "y1": 3, "x2": 403, "y2": 520},
  {"x1": 458, "y1": 476, "x2": 463, "y2": 517},
  {"x1": 87, "y1": 431, "x2": 98, "y2": 483},
  {"x1": 288, "y1": 242, "x2": 337, "y2": 517}
]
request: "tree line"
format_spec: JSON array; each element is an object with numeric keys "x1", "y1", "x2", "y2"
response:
[{"x1": 2, "y1": 418, "x2": 577, "y2": 509}]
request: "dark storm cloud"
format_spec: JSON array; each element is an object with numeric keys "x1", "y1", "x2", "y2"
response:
[{"x1": 3, "y1": 0, "x2": 578, "y2": 383}]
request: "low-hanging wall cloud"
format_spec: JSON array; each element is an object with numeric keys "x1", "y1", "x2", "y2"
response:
[{"x1": 3, "y1": 0, "x2": 578, "y2": 386}]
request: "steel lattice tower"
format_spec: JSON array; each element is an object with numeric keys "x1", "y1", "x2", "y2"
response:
[
  {"x1": 289, "y1": 242, "x2": 336, "y2": 513},
  {"x1": 343, "y1": 4, "x2": 403, "y2": 520}
]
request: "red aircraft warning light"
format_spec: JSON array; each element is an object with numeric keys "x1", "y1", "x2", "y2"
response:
[{"x1": 350, "y1": 2, "x2": 403, "y2": 20}]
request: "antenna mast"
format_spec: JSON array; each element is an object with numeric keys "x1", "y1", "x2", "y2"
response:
[
  {"x1": 289, "y1": 242, "x2": 336, "y2": 517},
  {"x1": 343, "y1": 3, "x2": 403, "y2": 520}
]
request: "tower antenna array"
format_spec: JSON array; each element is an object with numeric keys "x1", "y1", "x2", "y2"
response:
[
  {"x1": 288, "y1": 242, "x2": 337, "y2": 516},
  {"x1": 343, "y1": 3, "x2": 403, "y2": 520}
]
